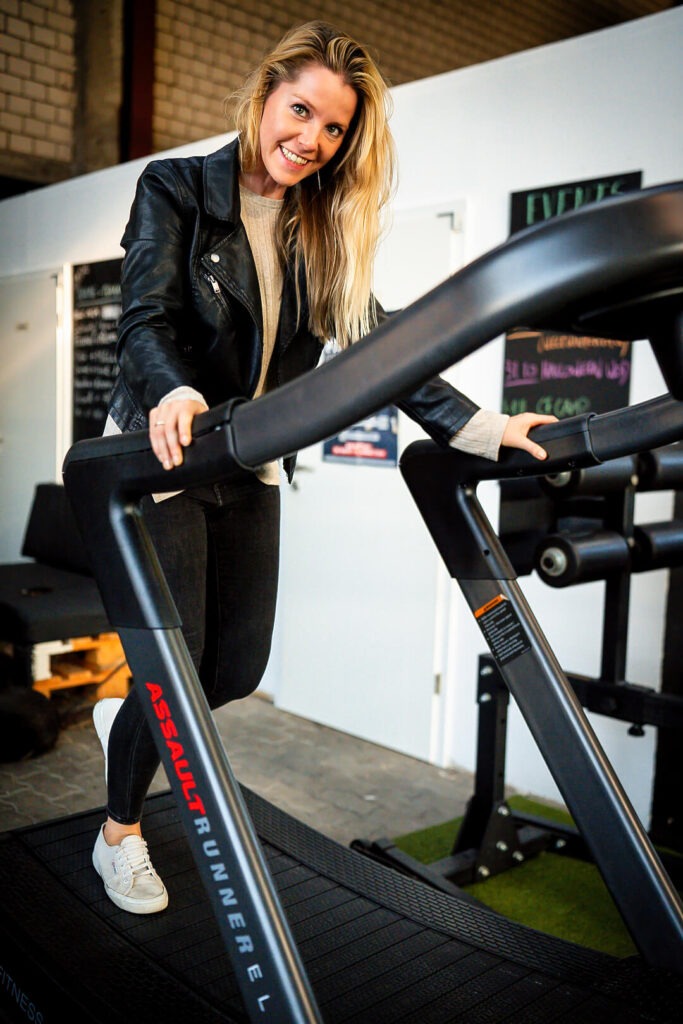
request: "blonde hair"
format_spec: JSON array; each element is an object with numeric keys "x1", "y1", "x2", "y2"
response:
[{"x1": 231, "y1": 21, "x2": 396, "y2": 347}]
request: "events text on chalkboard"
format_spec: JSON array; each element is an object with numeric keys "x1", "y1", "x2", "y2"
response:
[{"x1": 509, "y1": 171, "x2": 642, "y2": 234}]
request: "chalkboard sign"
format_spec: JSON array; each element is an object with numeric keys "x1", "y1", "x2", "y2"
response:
[
  {"x1": 72, "y1": 258, "x2": 123, "y2": 442},
  {"x1": 499, "y1": 172, "x2": 642, "y2": 575},
  {"x1": 502, "y1": 171, "x2": 642, "y2": 420},
  {"x1": 509, "y1": 171, "x2": 642, "y2": 235},
  {"x1": 502, "y1": 328, "x2": 632, "y2": 420}
]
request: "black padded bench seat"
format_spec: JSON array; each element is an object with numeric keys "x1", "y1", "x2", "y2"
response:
[
  {"x1": 0, "y1": 483, "x2": 110, "y2": 646},
  {"x1": 0, "y1": 562, "x2": 109, "y2": 645}
]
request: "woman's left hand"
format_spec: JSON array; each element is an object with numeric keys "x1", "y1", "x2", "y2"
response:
[
  {"x1": 149, "y1": 398, "x2": 209, "y2": 469},
  {"x1": 501, "y1": 412, "x2": 558, "y2": 460}
]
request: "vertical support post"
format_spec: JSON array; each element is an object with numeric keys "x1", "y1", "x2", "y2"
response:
[
  {"x1": 121, "y1": 0, "x2": 155, "y2": 161},
  {"x1": 452, "y1": 656, "x2": 509, "y2": 855},
  {"x1": 600, "y1": 487, "x2": 636, "y2": 684}
]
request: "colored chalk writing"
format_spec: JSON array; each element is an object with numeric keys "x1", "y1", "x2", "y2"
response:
[{"x1": 502, "y1": 173, "x2": 641, "y2": 420}]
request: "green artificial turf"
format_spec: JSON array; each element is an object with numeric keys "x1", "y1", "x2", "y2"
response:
[{"x1": 393, "y1": 794, "x2": 647, "y2": 957}]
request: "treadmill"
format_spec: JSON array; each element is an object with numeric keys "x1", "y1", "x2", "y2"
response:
[{"x1": 1, "y1": 182, "x2": 683, "y2": 1023}]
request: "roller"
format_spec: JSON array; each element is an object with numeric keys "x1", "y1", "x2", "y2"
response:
[
  {"x1": 632, "y1": 520, "x2": 683, "y2": 572},
  {"x1": 539, "y1": 456, "x2": 638, "y2": 498},
  {"x1": 535, "y1": 530, "x2": 630, "y2": 587},
  {"x1": 637, "y1": 444, "x2": 683, "y2": 491}
]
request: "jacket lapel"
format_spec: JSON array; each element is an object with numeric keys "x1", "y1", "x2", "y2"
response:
[
  {"x1": 201, "y1": 136, "x2": 310, "y2": 353},
  {"x1": 202, "y1": 137, "x2": 262, "y2": 336}
]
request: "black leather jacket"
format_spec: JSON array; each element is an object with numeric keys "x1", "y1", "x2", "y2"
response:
[{"x1": 108, "y1": 138, "x2": 478, "y2": 472}]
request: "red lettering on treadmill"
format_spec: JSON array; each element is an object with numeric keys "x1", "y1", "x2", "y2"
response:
[
  {"x1": 145, "y1": 681, "x2": 207, "y2": 817},
  {"x1": 160, "y1": 719, "x2": 178, "y2": 740},
  {"x1": 154, "y1": 698, "x2": 172, "y2": 720},
  {"x1": 167, "y1": 739, "x2": 184, "y2": 761}
]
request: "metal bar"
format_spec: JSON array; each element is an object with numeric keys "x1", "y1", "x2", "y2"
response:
[
  {"x1": 599, "y1": 489, "x2": 635, "y2": 683},
  {"x1": 453, "y1": 484, "x2": 683, "y2": 971},
  {"x1": 567, "y1": 674, "x2": 683, "y2": 729},
  {"x1": 452, "y1": 658, "x2": 510, "y2": 855},
  {"x1": 112, "y1": 507, "x2": 323, "y2": 1024}
]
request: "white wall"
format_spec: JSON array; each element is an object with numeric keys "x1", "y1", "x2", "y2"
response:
[
  {"x1": 1, "y1": 9, "x2": 681, "y2": 822},
  {"x1": 384, "y1": 9, "x2": 682, "y2": 822}
]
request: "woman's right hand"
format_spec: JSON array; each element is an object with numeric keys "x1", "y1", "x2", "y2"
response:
[{"x1": 149, "y1": 398, "x2": 209, "y2": 469}]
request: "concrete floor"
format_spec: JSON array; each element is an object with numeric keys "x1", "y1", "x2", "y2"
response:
[{"x1": 0, "y1": 688, "x2": 475, "y2": 848}]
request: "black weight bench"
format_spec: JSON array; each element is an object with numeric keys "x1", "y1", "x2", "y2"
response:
[{"x1": 0, "y1": 483, "x2": 114, "y2": 693}]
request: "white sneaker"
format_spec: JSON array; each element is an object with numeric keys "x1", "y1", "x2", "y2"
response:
[
  {"x1": 93, "y1": 697, "x2": 124, "y2": 782},
  {"x1": 92, "y1": 825, "x2": 168, "y2": 914}
]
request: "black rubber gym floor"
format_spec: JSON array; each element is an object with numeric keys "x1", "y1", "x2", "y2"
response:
[{"x1": 1, "y1": 787, "x2": 681, "y2": 1023}]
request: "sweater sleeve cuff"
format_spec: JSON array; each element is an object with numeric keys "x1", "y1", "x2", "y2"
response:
[
  {"x1": 449, "y1": 409, "x2": 510, "y2": 461},
  {"x1": 158, "y1": 385, "x2": 207, "y2": 407}
]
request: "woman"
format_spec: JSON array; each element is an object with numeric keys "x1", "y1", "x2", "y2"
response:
[{"x1": 92, "y1": 20, "x2": 554, "y2": 914}]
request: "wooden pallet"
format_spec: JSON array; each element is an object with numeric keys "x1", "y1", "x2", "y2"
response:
[{"x1": 31, "y1": 632, "x2": 131, "y2": 700}]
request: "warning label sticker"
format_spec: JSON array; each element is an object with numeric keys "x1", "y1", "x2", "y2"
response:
[{"x1": 474, "y1": 594, "x2": 531, "y2": 666}]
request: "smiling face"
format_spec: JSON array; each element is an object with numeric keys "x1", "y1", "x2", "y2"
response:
[{"x1": 240, "y1": 63, "x2": 358, "y2": 199}]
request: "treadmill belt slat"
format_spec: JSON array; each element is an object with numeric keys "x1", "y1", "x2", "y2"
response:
[{"x1": 0, "y1": 787, "x2": 681, "y2": 1023}]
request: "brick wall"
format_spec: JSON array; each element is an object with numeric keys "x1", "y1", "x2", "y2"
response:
[
  {"x1": 152, "y1": 0, "x2": 677, "y2": 153},
  {"x1": 0, "y1": 0, "x2": 676, "y2": 193},
  {"x1": 0, "y1": 0, "x2": 75, "y2": 187}
]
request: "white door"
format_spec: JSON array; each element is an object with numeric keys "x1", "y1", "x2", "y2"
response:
[
  {"x1": 0, "y1": 271, "x2": 61, "y2": 562},
  {"x1": 274, "y1": 204, "x2": 465, "y2": 761}
]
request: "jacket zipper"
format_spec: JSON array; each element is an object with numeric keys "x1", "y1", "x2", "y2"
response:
[
  {"x1": 206, "y1": 272, "x2": 222, "y2": 298},
  {"x1": 205, "y1": 270, "x2": 264, "y2": 397},
  {"x1": 205, "y1": 271, "x2": 233, "y2": 321}
]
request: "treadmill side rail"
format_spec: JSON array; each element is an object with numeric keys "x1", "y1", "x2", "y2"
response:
[{"x1": 400, "y1": 442, "x2": 683, "y2": 973}]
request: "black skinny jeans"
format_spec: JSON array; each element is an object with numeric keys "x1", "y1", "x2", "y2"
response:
[{"x1": 105, "y1": 474, "x2": 280, "y2": 825}]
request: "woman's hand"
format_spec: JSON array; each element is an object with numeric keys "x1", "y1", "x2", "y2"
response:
[
  {"x1": 501, "y1": 412, "x2": 558, "y2": 461},
  {"x1": 149, "y1": 398, "x2": 209, "y2": 469}
]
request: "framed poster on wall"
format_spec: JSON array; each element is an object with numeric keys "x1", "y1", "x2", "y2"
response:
[{"x1": 322, "y1": 406, "x2": 398, "y2": 467}]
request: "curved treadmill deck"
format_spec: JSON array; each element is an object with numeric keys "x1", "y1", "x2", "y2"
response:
[
  {"x1": 2, "y1": 787, "x2": 681, "y2": 1024},
  {"x1": 2, "y1": 183, "x2": 683, "y2": 1023}
]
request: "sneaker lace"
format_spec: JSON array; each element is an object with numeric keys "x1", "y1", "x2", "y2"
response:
[{"x1": 117, "y1": 837, "x2": 156, "y2": 879}]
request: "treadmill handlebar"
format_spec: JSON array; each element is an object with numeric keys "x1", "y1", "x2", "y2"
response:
[
  {"x1": 63, "y1": 398, "x2": 250, "y2": 499},
  {"x1": 409, "y1": 393, "x2": 683, "y2": 485},
  {"x1": 64, "y1": 393, "x2": 683, "y2": 496},
  {"x1": 64, "y1": 181, "x2": 683, "y2": 491}
]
